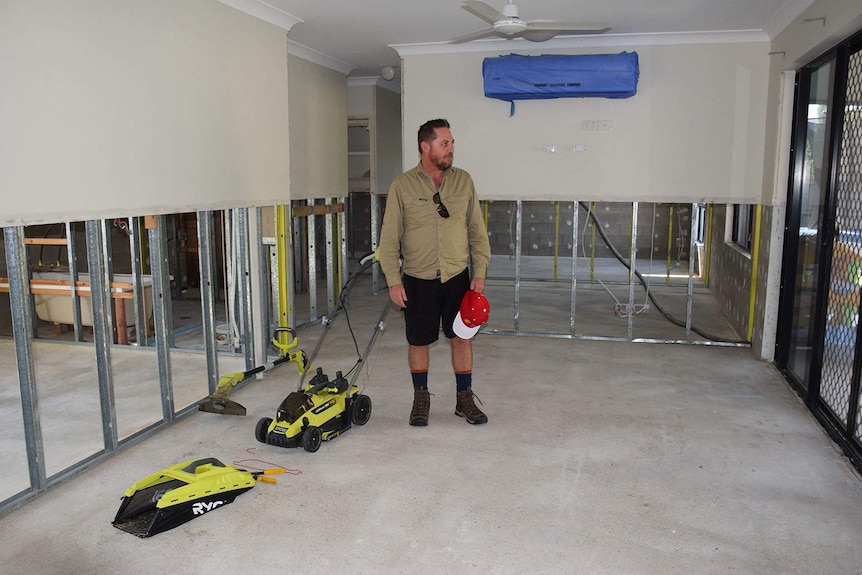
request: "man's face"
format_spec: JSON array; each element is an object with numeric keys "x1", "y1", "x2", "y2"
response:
[{"x1": 425, "y1": 128, "x2": 454, "y2": 171}]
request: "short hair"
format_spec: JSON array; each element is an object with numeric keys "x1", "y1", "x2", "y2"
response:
[{"x1": 417, "y1": 119, "x2": 450, "y2": 154}]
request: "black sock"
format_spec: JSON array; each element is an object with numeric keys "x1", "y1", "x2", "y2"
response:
[
  {"x1": 411, "y1": 370, "x2": 428, "y2": 390},
  {"x1": 455, "y1": 372, "x2": 472, "y2": 393}
]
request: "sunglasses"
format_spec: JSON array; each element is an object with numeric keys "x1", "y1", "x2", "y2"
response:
[{"x1": 433, "y1": 192, "x2": 449, "y2": 218}]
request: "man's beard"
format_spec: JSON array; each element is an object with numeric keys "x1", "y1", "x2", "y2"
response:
[{"x1": 433, "y1": 154, "x2": 453, "y2": 171}]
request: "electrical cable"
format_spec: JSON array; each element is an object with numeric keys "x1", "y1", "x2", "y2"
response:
[
  {"x1": 289, "y1": 252, "x2": 381, "y2": 383},
  {"x1": 581, "y1": 202, "x2": 624, "y2": 310},
  {"x1": 578, "y1": 202, "x2": 748, "y2": 344},
  {"x1": 339, "y1": 253, "x2": 382, "y2": 379}
]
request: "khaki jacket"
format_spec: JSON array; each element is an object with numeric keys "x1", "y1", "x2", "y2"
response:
[{"x1": 378, "y1": 163, "x2": 491, "y2": 286}]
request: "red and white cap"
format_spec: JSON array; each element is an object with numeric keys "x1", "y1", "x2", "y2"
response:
[{"x1": 452, "y1": 290, "x2": 490, "y2": 340}]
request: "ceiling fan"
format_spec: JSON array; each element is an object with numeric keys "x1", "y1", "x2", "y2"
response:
[{"x1": 450, "y1": 0, "x2": 611, "y2": 44}]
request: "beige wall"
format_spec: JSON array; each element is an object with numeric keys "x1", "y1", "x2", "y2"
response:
[
  {"x1": 0, "y1": 0, "x2": 290, "y2": 226},
  {"x1": 288, "y1": 55, "x2": 348, "y2": 200},
  {"x1": 400, "y1": 39, "x2": 769, "y2": 204}
]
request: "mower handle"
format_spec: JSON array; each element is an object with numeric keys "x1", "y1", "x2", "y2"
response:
[{"x1": 181, "y1": 458, "x2": 226, "y2": 474}]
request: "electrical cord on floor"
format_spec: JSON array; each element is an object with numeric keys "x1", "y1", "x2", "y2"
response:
[
  {"x1": 578, "y1": 202, "x2": 748, "y2": 344},
  {"x1": 580, "y1": 202, "x2": 653, "y2": 318}
]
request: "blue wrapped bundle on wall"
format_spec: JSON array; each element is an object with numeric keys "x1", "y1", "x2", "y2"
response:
[{"x1": 483, "y1": 51, "x2": 639, "y2": 114}]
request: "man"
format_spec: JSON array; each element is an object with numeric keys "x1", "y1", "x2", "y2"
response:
[{"x1": 378, "y1": 119, "x2": 492, "y2": 426}]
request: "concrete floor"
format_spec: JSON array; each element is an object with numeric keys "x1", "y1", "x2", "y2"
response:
[{"x1": 1, "y1": 285, "x2": 862, "y2": 575}]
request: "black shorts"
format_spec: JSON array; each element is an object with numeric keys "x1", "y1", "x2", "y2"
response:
[{"x1": 402, "y1": 268, "x2": 470, "y2": 346}]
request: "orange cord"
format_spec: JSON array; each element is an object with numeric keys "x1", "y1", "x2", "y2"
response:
[{"x1": 232, "y1": 458, "x2": 302, "y2": 476}]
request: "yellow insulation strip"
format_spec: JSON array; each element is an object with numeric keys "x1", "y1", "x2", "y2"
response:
[
  {"x1": 746, "y1": 205, "x2": 762, "y2": 342},
  {"x1": 275, "y1": 205, "x2": 291, "y2": 345}
]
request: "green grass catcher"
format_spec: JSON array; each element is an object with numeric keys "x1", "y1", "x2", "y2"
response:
[{"x1": 112, "y1": 458, "x2": 260, "y2": 537}]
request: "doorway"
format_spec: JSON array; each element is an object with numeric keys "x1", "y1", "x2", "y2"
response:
[{"x1": 777, "y1": 30, "x2": 862, "y2": 470}]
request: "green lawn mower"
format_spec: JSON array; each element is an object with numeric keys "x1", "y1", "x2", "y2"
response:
[{"x1": 255, "y1": 367, "x2": 372, "y2": 452}]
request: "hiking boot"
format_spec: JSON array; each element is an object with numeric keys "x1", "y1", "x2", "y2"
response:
[
  {"x1": 409, "y1": 387, "x2": 430, "y2": 426},
  {"x1": 455, "y1": 388, "x2": 487, "y2": 425}
]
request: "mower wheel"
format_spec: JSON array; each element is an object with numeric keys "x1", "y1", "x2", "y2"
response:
[
  {"x1": 351, "y1": 394, "x2": 372, "y2": 426},
  {"x1": 302, "y1": 426, "x2": 322, "y2": 452},
  {"x1": 255, "y1": 417, "x2": 272, "y2": 444}
]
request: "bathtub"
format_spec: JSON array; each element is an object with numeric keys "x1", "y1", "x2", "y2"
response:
[{"x1": 29, "y1": 272, "x2": 154, "y2": 342}]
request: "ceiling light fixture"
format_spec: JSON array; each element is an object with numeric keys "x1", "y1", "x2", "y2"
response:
[{"x1": 493, "y1": 18, "x2": 528, "y2": 35}]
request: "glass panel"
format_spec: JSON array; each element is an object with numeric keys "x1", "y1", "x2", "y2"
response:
[
  {"x1": 786, "y1": 61, "x2": 834, "y2": 388},
  {"x1": 821, "y1": 47, "x2": 862, "y2": 425}
]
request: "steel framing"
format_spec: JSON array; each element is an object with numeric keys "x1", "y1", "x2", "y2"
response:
[
  {"x1": 1, "y1": 197, "x2": 745, "y2": 517},
  {"x1": 0, "y1": 210, "x2": 257, "y2": 517},
  {"x1": 483, "y1": 200, "x2": 748, "y2": 347}
]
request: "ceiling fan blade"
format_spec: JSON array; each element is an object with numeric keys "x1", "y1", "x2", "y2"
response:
[
  {"x1": 462, "y1": 1, "x2": 504, "y2": 25},
  {"x1": 525, "y1": 21, "x2": 611, "y2": 34},
  {"x1": 449, "y1": 28, "x2": 497, "y2": 44}
]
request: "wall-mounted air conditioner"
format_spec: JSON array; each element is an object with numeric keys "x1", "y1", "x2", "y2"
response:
[{"x1": 483, "y1": 51, "x2": 639, "y2": 114}]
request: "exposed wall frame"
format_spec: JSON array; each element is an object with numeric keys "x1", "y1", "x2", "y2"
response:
[
  {"x1": 4, "y1": 227, "x2": 45, "y2": 492},
  {"x1": 291, "y1": 199, "x2": 349, "y2": 326},
  {"x1": 483, "y1": 200, "x2": 748, "y2": 347},
  {"x1": 65, "y1": 222, "x2": 84, "y2": 342},
  {"x1": 146, "y1": 215, "x2": 175, "y2": 423},
  {"x1": 197, "y1": 211, "x2": 220, "y2": 395},
  {"x1": 86, "y1": 219, "x2": 120, "y2": 448},
  {"x1": 0, "y1": 208, "x2": 264, "y2": 518}
]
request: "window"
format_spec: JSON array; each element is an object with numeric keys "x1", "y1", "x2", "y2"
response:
[
  {"x1": 731, "y1": 203, "x2": 754, "y2": 251},
  {"x1": 694, "y1": 203, "x2": 707, "y2": 244}
]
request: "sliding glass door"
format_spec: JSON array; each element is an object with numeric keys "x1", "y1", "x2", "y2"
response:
[
  {"x1": 779, "y1": 59, "x2": 835, "y2": 391},
  {"x1": 778, "y1": 32, "x2": 862, "y2": 469}
]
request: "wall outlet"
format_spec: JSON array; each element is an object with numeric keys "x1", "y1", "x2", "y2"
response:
[
  {"x1": 582, "y1": 120, "x2": 597, "y2": 131},
  {"x1": 597, "y1": 120, "x2": 613, "y2": 131}
]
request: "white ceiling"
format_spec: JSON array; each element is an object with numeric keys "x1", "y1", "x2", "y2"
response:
[{"x1": 221, "y1": 0, "x2": 816, "y2": 79}]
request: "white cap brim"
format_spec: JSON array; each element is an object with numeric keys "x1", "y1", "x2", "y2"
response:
[{"x1": 453, "y1": 311, "x2": 481, "y2": 339}]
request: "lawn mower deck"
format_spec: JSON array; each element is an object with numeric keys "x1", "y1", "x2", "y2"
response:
[{"x1": 255, "y1": 367, "x2": 371, "y2": 452}]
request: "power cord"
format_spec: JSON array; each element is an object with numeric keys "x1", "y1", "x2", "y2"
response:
[{"x1": 579, "y1": 202, "x2": 747, "y2": 344}]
